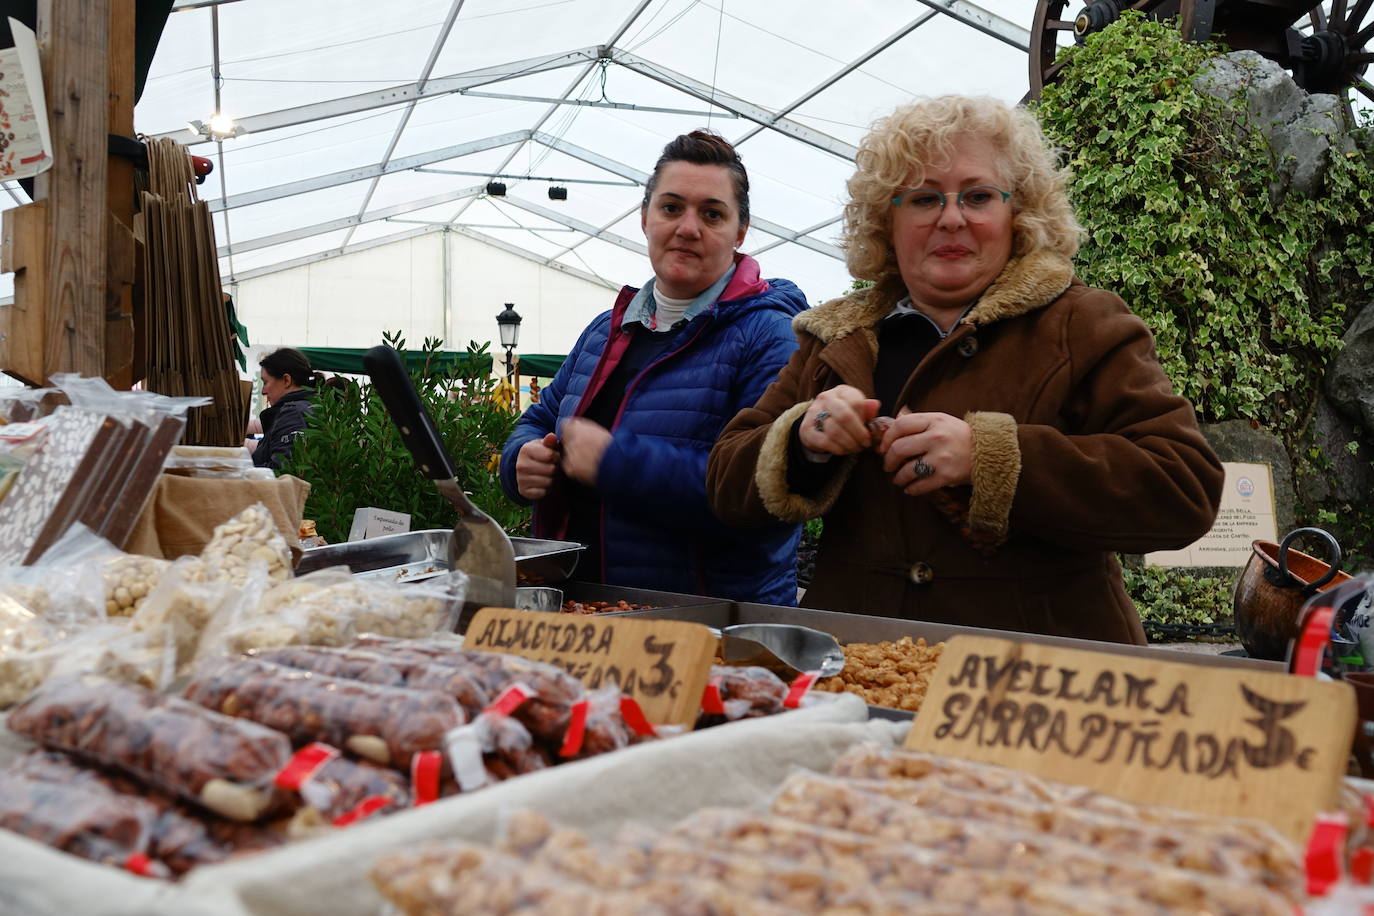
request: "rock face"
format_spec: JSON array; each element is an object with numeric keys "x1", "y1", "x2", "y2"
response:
[
  {"x1": 1200, "y1": 420, "x2": 1297, "y2": 537},
  {"x1": 1196, "y1": 51, "x2": 1351, "y2": 197},
  {"x1": 1327, "y1": 302, "x2": 1374, "y2": 431},
  {"x1": 1192, "y1": 49, "x2": 1372, "y2": 561},
  {"x1": 1197, "y1": 51, "x2": 1306, "y2": 125},
  {"x1": 1297, "y1": 397, "x2": 1374, "y2": 509}
]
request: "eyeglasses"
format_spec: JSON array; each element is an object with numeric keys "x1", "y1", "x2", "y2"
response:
[{"x1": 890, "y1": 185, "x2": 1013, "y2": 225}]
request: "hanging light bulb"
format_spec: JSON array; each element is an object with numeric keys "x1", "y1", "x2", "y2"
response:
[{"x1": 207, "y1": 112, "x2": 237, "y2": 139}]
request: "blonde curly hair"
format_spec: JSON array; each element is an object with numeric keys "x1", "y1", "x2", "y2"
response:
[{"x1": 842, "y1": 96, "x2": 1081, "y2": 299}]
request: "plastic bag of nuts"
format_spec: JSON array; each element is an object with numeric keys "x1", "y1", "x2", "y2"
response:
[
  {"x1": 195, "y1": 570, "x2": 463, "y2": 662},
  {"x1": 120, "y1": 504, "x2": 298, "y2": 673},
  {"x1": 0, "y1": 767, "x2": 164, "y2": 874},
  {"x1": 765, "y1": 770, "x2": 1300, "y2": 909},
  {"x1": 0, "y1": 524, "x2": 112, "y2": 632},
  {"x1": 350, "y1": 637, "x2": 587, "y2": 754},
  {"x1": 102, "y1": 554, "x2": 171, "y2": 617},
  {"x1": 182, "y1": 655, "x2": 468, "y2": 771},
  {"x1": 498, "y1": 809, "x2": 908, "y2": 913},
  {"x1": 272, "y1": 743, "x2": 411, "y2": 825},
  {"x1": 42, "y1": 621, "x2": 175, "y2": 695},
  {"x1": 6, "y1": 675, "x2": 294, "y2": 822},
  {"x1": 0, "y1": 593, "x2": 58, "y2": 706},
  {"x1": 247, "y1": 643, "x2": 550, "y2": 786},
  {"x1": 131, "y1": 557, "x2": 266, "y2": 674},
  {"x1": 8, "y1": 749, "x2": 285, "y2": 876},
  {"x1": 0, "y1": 614, "x2": 173, "y2": 710},
  {"x1": 696, "y1": 665, "x2": 788, "y2": 728},
  {"x1": 830, "y1": 744, "x2": 1301, "y2": 890},
  {"x1": 195, "y1": 502, "x2": 293, "y2": 587},
  {"x1": 370, "y1": 837, "x2": 794, "y2": 916}
]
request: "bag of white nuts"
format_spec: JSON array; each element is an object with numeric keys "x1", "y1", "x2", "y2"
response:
[
  {"x1": 195, "y1": 568, "x2": 467, "y2": 661},
  {"x1": 196, "y1": 502, "x2": 294, "y2": 586},
  {"x1": 130, "y1": 503, "x2": 294, "y2": 673}
]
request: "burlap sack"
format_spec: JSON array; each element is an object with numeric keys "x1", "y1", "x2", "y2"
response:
[{"x1": 123, "y1": 475, "x2": 310, "y2": 560}]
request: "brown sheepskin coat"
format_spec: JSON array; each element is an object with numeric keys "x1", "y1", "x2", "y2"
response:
[{"x1": 707, "y1": 251, "x2": 1223, "y2": 644}]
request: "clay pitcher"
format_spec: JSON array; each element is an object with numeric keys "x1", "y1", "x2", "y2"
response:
[{"x1": 1233, "y1": 527, "x2": 1348, "y2": 660}]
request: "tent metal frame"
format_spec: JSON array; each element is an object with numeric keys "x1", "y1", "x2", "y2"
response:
[{"x1": 148, "y1": 0, "x2": 1025, "y2": 283}]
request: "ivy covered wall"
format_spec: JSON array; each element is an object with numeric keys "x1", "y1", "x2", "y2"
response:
[{"x1": 1033, "y1": 14, "x2": 1374, "y2": 572}]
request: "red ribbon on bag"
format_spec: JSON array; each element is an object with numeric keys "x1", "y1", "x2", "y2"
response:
[
  {"x1": 274, "y1": 742, "x2": 339, "y2": 791},
  {"x1": 559, "y1": 699, "x2": 590, "y2": 758},
  {"x1": 485, "y1": 683, "x2": 532, "y2": 718},
  {"x1": 1305, "y1": 811, "x2": 1349, "y2": 896},
  {"x1": 124, "y1": 853, "x2": 159, "y2": 877},
  {"x1": 333, "y1": 795, "x2": 395, "y2": 827},
  {"x1": 700, "y1": 678, "x2": 725, "y2": 715},
  {"x1": 619, "y1": 696, "x2": 657, "y2": 737},
  {"x1": 1291, "y1": 606, "x2": 1335, "y2": 678},
  {"x1": 785, "y1": 671, "x2": 820, "y2": 709},
  {"x1": 411, "y1": 750, "x2": 442, "y2": 806},
  {"x1": 1352, "y1": 847, "x2": 1374, "y2": 884}
]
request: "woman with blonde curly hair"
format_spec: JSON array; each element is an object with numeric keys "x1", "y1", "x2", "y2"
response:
[{"x1": 707, "y1": 96, "x2": 1222, "y2": 643}]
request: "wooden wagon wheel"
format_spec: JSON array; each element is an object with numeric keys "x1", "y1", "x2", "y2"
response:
[
  {"x1": 1029, "y1": 0, "x2": 1196, "y2": 98},
  {"x1": 1297, "y1": 1, "x2": 1374, "y2": 101},
  {"x1": 1030, "y1": 0, "x2": 1373, "y2": 104}
]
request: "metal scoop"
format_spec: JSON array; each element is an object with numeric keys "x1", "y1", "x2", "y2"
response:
[
  {"x1": 363, "y1": 345, "x2": 516, "y2": 610},
  {"x1": 712, "y1": 623, "x2": 845, "y2": 679}
]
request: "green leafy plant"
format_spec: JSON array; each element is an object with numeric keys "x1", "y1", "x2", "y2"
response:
[
  {"x1": 1036, "y1": 13, "x2": 1374, "y2": 572},
  {"x1": 1121, "y1": 565, "x2": 1235, "y2": 639},
  {"x1": 281, "y1": 333, "x2": 530, "y2": 543},
  {"x1": 1035, "y1": 14, "x2": 1359, "y2": 435}
]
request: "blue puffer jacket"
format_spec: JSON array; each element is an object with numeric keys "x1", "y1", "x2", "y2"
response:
[{"x1": 500, "y1": 255, "x2": 807, "y2": 605}]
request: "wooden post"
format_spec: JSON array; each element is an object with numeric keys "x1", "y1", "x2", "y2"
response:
[
  {"x1": 0, "y1": 200, "x2": 50, "y2": 385},
  {"x1": 34, "y1": 0, "x2": 110, "y2": 379},
  {"x1": 106, "y1": 0, "x2": 137, "y2": 388}
]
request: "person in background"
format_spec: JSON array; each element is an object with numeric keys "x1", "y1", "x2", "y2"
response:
[
  {"x1": 707, "y1": 96, "x2": 1223, "y2": 643},
  {"x1": 499, "y1": 130, "x2": 809, "y2": 604},
  {"x1": 252, "y1": 347, "x2": 323, "y2": 471},
  {"x1": 320, "y1": 374, "x2": 354, "y2": 399}
]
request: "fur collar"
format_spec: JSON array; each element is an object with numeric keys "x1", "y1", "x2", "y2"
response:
[{"x1": 795, "y1": 250, "x2": 1075, "y2": 343}]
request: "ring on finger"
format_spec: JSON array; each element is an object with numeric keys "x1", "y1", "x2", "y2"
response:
[
  {"x1": 912, "y1": 457, "x2": 934, "y2": 480},
  {"x1": 813, "y1": 410, "x2": 830, "y2": 433}
]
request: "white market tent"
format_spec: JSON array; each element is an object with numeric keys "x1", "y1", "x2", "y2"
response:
[{"x1": 12, "y1": 0, "x2": 1038, "y2": 366}]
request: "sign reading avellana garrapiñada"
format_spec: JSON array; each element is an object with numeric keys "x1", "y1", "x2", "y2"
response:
[{"x1": 905, "y1": 635, "x2": 1354, "y2": 841}]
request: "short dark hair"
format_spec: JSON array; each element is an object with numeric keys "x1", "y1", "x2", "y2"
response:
[
  {"x1": 642, "y1": 130, "x2": 750, "y2": 226},
  {"x1": 259, "y1": 347, "x2": 321, "y2": 388}
]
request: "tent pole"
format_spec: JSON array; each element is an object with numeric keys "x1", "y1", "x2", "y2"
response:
[{"x1": 441, "y1": 227, "x2": 452, "y2": 349}]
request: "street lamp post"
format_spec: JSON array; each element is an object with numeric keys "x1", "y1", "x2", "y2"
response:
[{"x1": 495, "y1": 303, "x2": 522, "y2": 408}]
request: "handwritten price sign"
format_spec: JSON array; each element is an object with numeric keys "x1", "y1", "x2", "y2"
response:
[
  {"x1": 905, "y1": 634, "x2": 1355, "y2": 840},
  {"x1": 465, "y1": 608, "x2": 717, "y2": 728}
]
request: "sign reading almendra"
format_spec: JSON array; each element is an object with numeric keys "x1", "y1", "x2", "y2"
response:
[
  {"x1": 463, "y1": 606, "x2": 718, "y2": 728},
  {"x1": 933, "y1": 652, "x2": 1318, "y2": 778}
]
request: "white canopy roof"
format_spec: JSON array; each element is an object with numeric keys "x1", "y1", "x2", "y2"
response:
[
  {"x1": 113, "y1": 0, "x2": 1033, "y2": 307},
  {"x1": 1, "y1": 1, "x2": 1356, "y2": 318}
]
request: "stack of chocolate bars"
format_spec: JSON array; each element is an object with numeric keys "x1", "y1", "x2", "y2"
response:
[{"x1": 0, "y1": 404, "x2": 185, "y2": 565}]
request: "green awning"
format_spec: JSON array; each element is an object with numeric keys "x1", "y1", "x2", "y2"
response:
[
  {"x1": 518, "y1": 354, "x2": 566, "y2": 378},
  {"x1": 300, "y1": 347, "x2": 493, "y2": 376}
]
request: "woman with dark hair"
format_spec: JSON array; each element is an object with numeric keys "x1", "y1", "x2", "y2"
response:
[
  {"x1": 252, "y1": 347, "x2": 323, "y2": 470},
  {"x1": 499, "y1": 129, "x2": 809, "y2": 604}
]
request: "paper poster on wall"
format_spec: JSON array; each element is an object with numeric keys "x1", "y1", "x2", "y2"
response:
[
  {"x1": 1146, "y1": 461, "x2": 1278, "y2": 567},
  {"x1": 0, "y1": 19, "x2": 51, "y2": 181}
]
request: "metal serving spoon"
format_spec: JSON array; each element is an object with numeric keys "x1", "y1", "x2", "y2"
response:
[{"x1": 712, "y1": 623, "x2": 845, "y2": 679}]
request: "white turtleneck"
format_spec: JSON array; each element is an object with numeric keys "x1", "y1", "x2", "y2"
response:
[{"x1": 651, "y1": 285, "x2": 696, "y2": 331}]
